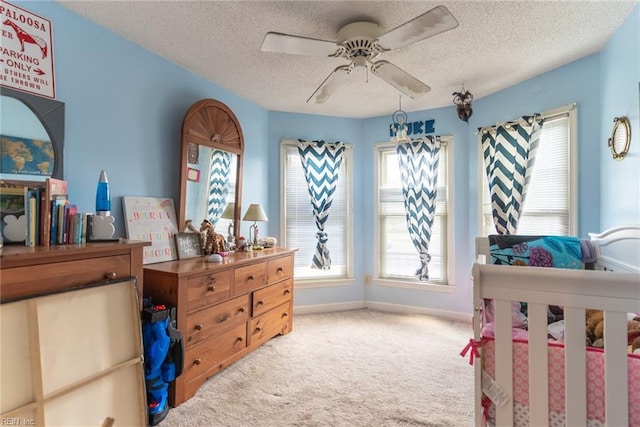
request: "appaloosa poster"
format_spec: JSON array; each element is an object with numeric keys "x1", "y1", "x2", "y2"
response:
[{"x1": 0, "y1": 0, "x2": 55, "y2": 98}]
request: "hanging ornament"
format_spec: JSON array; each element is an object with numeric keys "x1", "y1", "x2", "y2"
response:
[{"x1": 452, "y1": 86, "x2": 474, "y2": 123}]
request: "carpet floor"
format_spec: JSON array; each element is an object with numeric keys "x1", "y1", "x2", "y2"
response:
[{"x1": 162, "y1": 309, "x2": 475, "y2": 427}]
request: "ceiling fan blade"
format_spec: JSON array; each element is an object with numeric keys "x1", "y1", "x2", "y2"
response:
[
  {"x1": 307, "y1": 65, "x2": 351, "y2": 104},
  {"x1": 376, "y1": 5, "x2": 459, "y2": 50},
  {"x1": 370, "y1": 60, "x2": 430, "y2": 99},
  {"x1": 261, "y1": 32, "x2": 339, "y2": 57}
]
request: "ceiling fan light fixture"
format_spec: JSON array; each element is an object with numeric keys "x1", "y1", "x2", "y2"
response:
[
  {"x1": 261, "y1": 6, "x2": 458, "y2": 104},
  {"x1": 353, "y1": 56, "x2": 367, "y2": 68}
]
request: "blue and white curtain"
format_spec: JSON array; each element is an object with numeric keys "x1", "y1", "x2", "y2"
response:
[
  {"x1": 207, "y1": 149, "x2": 232, "y2": 225},
  {"x1": 396, "y1": 136, "x2": 441, "y2": 281},
  {"x1": 481, "y1": 115, "x2": 543, "y2": 235},
  {"x1": 297, "y1": 139, "x2": 345, "y2": 270}
]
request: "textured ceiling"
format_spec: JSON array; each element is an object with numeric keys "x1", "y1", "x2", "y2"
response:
[{"x1": 57, "y1": 0, "x2": 637, "y2": 119}]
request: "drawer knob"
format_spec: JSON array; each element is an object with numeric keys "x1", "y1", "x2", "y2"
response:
[
  {"x1": 255, "y1": 326, "x2": 263, "y2": 333},
  {"x1": 248, "y1": 275, "x2": 255, "y2": 281},
  {"x1": 282, "y1": 312, "x2": 289, "y2": 318},
  {"x1": 104, "y1": 272, "x2": 117, "y2": 280},
  {"x1": 239, "y1": 307, "x2": 246, "y2": 313},
  {"x1": 284, "y1": 289, "x2": 291, "y2": 295},
  {"x1": 276, "y1": 267, "x2": 284, "y2": 273},
  {"x1": 256, "y1": 300, "x2": 264, "y2": 306},
  {"x1": 195, "y1": 323, "x2": 204, "y2": 331},
  {"x1": 207, "y1": 285, "x2": 216, "y2": 292},
  {"x1": 194, "y1": 358, "x2": 202, "y2": 365},
  {"x1": 237, "y1": 336, "x2": 244, "y2": 343}
]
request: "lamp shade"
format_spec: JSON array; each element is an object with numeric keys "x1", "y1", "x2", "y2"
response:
[
  {"x1": 221, "y1": 202, "x2": 235, "y2": 219},
  {"x1": 242, "y1": 204, "x2": 268, "y2": 222}
]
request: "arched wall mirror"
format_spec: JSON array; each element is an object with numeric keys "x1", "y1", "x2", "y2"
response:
[
  {"x1": 179, "y1": 99, "x2": 244, "y2": 246},
  {"x1": 0, "y1": 87, "x2": 65, "y2": 180}
]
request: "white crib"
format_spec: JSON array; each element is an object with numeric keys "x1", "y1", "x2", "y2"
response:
[{"x1": 472, "y1": 225, "x2": 640, "y2": 426}]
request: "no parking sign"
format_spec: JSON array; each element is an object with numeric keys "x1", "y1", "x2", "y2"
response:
[{"x1": 0, "y1": 0, "x2": 55, "y2": 98}]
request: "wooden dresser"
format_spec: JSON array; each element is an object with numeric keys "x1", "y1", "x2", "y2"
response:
[
  {"x1": 143, "y1": 247, "x2": 296, "y2": 406},
  {"x1": 0, "y1": 240, "x2": 149, "y2": 303}
]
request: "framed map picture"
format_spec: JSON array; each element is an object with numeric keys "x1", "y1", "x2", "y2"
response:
[
  {"x1": 1, "y1": 134, "x2": 55, "y2": 177},
  {"x1": 122, "y1": 196, "x2": 179, "y2": 264}
]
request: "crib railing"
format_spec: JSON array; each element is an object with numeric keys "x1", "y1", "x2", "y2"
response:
[{"x1": 472, "y1": 263, "x2": 638, "y2": 427}]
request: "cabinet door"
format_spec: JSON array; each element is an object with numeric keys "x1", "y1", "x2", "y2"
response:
[
  {"x1": 267, "y1": 255, "x2": 293, "y2": 284},
  {"x1": 248, "y1": 301, "x2": 291, "y2": 347},
  {"x1": 1, "y1": 255, "x2": 131, "y2": 302},
  {"x1": 252, "y1": 278, "x2": 292, "y2": 317},
  {"x1": 233, "y1": 262, "x2": 267, "y2": 295},
  {"x1": 187, "y1": 269, "x2": 232, "y2": 313},
  {"x1": 185, "y1": 295, "x2": 250, "y2": 347}
]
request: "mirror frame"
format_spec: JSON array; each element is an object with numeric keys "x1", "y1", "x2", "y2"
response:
[
  {"x1": 608, "y1": 116, "x2": 631, "y2": 161},
  {"x1": 178, "y1": 99, "x2": 244, "y2": 244},
  {"x1": 0, "y1": 86, "x2": 65, "y2": 179}
]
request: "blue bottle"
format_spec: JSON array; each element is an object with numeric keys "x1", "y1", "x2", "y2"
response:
[{"x1": 96, "y1": 170, "x2": 111, "y2": 215}]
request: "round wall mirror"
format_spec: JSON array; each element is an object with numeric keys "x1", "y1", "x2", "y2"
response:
[{"x1": 608, "y1": 116, "x2": 631, "y2": 161}]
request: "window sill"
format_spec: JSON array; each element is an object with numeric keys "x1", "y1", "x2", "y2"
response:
[
  {"x1": 373, "y1": 278, "x2": 455, "y2": 293},
  {"x1": 294, "y1": 278, "x2": 356, "y2": 289}
]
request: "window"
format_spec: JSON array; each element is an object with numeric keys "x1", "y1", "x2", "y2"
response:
[
  {"x1": 375, "y1": 139, "x2": 450, "y2": 285},
  {"x1": 281, "y1": 140, "x2": 352, "y2": 280},
  {"x1": 479, "y1": 106, "x2": 576, "y2": 236}
]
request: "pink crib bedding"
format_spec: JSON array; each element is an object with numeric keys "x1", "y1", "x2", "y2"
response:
[{"x1": 481, "y1": 337, "x2": 640, "y2": 426}]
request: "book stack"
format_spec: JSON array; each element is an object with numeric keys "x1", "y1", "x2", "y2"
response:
[{"x1": 0, "y1": 178, "x2": 93, "y2": 246}]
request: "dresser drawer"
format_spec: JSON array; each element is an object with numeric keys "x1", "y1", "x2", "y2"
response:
[
  {"x1": 187, "y1": 270, "x2": 232, "y2": 313},
  {"x1": 185, "y1": 295, "x2": 250, "y2": 347},
  {"x1": 0, "y1": 255, "x2": 131, "y2": 302},
  {"x1": 252, "y1": 278, "x2": 292, "y2": 317},
  {"x1": 233, "y1": 262, "x2": 267, "y2": 295},
  {"x1": 184, "y1": 323, "x2": 247, "y2": 383},
  {"x1": 248, "y1": 302, "x2": 291, "y2": 347},
  {"x1": 267, "y1": 255, "x2": 293, "y2": 284}
]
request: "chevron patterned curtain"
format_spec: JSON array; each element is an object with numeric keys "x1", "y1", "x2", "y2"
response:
[
  {"x1": 297, "y1": 139, "x2": 345, "y2": 270},
  {"x1": 207, "y1": 149, "x2": 232, "y2": 224},
  {"x1": 481, "y1": 115, "x2": 543, "y2": 235},
  {"x1": 396, "y1": 136, "x2": 441, "y2": 281}
]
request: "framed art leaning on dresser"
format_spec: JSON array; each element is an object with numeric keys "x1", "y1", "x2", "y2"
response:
[{"x1": 175, "y1": 232, "x2": 202, "y2": 259}]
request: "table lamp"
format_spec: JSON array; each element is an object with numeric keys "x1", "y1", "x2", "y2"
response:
[
  {"x1": 220, "y1": 202, "x2": 236, "y2": 249},
  {"x1": 242, "y1": 204, "x2": 268, "y2": 250}
]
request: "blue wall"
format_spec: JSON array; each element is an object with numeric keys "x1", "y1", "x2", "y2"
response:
[
  {"x1": 7, "y1": 1, "x2": 271, "y2": 237},
  {"x1": 5, "y1": 2, "x2": 639, "y2": 317},
  {"x1": 600, "y1": 5, "x2": 640, "y2": 228}
]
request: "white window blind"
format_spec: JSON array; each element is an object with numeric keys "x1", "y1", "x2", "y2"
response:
[
  {"x1": 282, "y1": 142, "x2": 351, "y2": 280},
  {"x1": 376, "y1": 142, "x2": 449, "y2": 284},
  {"x1": 480, "y1": 112, "x2": 573, "y2": 236}
]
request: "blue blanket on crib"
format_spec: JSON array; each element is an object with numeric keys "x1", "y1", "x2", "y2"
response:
[{"x1": 489, "y1": 235, "x2": 595, "y2": 269}]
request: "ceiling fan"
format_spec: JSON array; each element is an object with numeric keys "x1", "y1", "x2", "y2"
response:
[{"x1": 260, "y1": 5, "x2": 458, "y2": 104}]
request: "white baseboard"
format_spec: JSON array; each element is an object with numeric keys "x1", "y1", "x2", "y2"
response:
[
  {"x1": 293, "y1": 301, "x2": 364, "y2": 315},
  {"x1": 365, "y1": 301, "x2": 472, "y2": 324},
  {"x1": 293, "y1": 300, "x2": 472, "y2": 324}
]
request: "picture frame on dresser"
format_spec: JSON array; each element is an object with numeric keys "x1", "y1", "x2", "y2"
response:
[{"x1": 175, "y1": 232, "x2": 202, "y2": 259}]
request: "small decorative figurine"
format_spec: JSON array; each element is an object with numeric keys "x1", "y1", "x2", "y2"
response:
[
  {"x1": 200, "y1": 219, "x2": 226, "y2": 255},
  {"x1": 184, "y1": 219, "x2": 198, "y2": 233}
]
